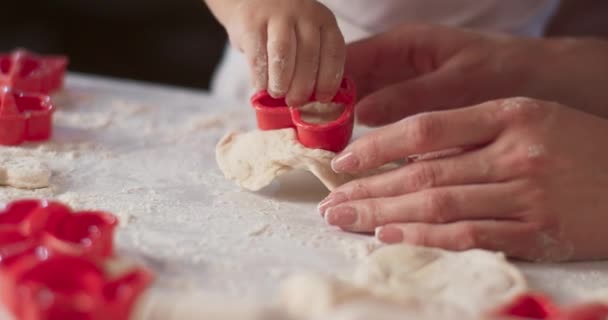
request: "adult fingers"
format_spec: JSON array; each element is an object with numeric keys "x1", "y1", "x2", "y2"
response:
[
  {"x1": 324, "y1": 183, "x2": 523, "y2": 233},
  {"x1": 319, "y1": 148, "x2": 498, "y2": 216},
  {"x1": 374, "y1": 220, "x2": 533, "y2": 256},
  {"x1": 267, "y1": 18, "x2": 297, "y2": 98},
  {"x1": 332, "y1": 100, "x2": 505, "y2": 174},
  {"x1": 355, "y1": 68, "x2": 475, "y2": 126},
  {"x1": 286, "y1": 22, "x2": 321, "y2": 106},
  {"x1": 345, "y1": 24, "x2": 479, "y2": 98}
]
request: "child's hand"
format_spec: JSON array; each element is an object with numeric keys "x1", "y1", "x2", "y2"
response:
[{"x1": 220, "y1": 0, "x2": 345, "y2": 106}]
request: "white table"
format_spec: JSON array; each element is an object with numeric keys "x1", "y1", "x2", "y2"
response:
[{"x1": 1, "y1": 73, "x2": 607, "y2": 315}]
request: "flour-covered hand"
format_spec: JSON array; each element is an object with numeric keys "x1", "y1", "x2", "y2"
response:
[{"x1": 207, "y1": 0, "x2": 345, "y2": 106}]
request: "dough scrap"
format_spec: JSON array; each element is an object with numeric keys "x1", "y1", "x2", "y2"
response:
[
  {"x1": 215, "y1": 129, "x2": 354, "y2": 191},
  {"x1": 279, "y1": 244, "x2": 527, "y2": 319},
  {"x1": 298, "y1": 102, "x2": 344, "y2": 124},
  {"x1": 0, "y1": 155, "x2": 51, "y2": 189}
]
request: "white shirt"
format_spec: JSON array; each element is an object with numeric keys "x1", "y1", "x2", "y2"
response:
[{"x1": 211, "y1": 0, "x2": 560, "y2": 101}]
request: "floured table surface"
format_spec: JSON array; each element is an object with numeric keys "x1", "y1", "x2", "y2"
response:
[{"x1": 1, "y1": 73, "x2": 607, "y2": 310}]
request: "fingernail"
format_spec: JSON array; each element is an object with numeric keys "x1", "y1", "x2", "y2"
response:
[
  {"x1": 325, "y1": 206, "x2": 357, "y2": 226},
  {"x1": 331, "y1": 152, "x2": 359, "y2": 173},
  {"x1": 375, "y1": 226, "x2": 403, "y2": 244},
  {"x1": 318, "y1": 192, "x2": 348, "y2": 217}
]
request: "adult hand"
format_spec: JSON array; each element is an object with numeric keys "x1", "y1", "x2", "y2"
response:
[
  {"x1": 345, "y1": 24, "x2": 608, "y2": 126},
  {"x1": 318, "y1": 97, "x2": 608, "y2": 261}
]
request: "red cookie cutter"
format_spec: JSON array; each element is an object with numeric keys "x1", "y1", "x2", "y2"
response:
[
  {"x1": 250, "y1": 77, "x2": 357, "y2": 152},
  {"x1": 495, "y1": 293, "x2": 608, "y2": 320},
  {"x1": 0, "y1": 49, "x2": 68, "y2": 95},
  {"x1": 7, "y1": 254, "x2": 152, "y2": 320},
  {"x1": 0, "y1": 86, "x2": 55, "y2": 146},
  {"x1": 0, "y1": 199, "x2": 118, "y2": 260},
  {"x1": 0, "y1": 200, "x2": 151, "y2": 320}
]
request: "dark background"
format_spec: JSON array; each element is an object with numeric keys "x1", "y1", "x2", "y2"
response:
[{"x1": 1, "y1": 0, "x2": 606, "y2": 91}]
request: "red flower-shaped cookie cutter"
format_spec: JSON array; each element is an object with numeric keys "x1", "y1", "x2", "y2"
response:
[
  {"x1": 0, "y1": 86, "x2": 55, "y2": 146},
  {"x1": 0, "y1": 49, "x2": 68, "y2": 95},
  {"x1": 7, "y1": 254, "x2": 152, "y2": 320},
  {"x1": 0, "y1": 199, "x2": 118, "y2": 261},
  {"x1": 251, "y1": 77, "x2": 357, "y2": 152},
  {"x1": 0, "y1": 200, "x2": 152, "y2": 320},
  {"x1": 495, "y1": 293, "x2": 608, "y2": 320}
]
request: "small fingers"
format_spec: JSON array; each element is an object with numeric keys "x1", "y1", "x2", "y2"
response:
[
  {"x1": 286, "y1": 21, "x2": 321, "y2": 106},
  {"x1": 241, "y1": 29, "x2": 269, "y2": 91},
  {"x1": 315, "y1": 26, "x2": 345, "y2": 102},
  {"x1": 267, "y1": 18, "x2": 297, "y2": 97},
  {"x1": 324, "y1": 183, "x2": 522, "y2": 233}
]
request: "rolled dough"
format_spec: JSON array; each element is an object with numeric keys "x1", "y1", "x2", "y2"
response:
[
  {"x1": 280, "y1": 244, "x2": 527, "y2": 319},
  {"x1": 0, "y1": 154, "x2": 51, "y2": 189},
  {"x1": 215, "y1": 129, "x2": 354, "y2": 191}
]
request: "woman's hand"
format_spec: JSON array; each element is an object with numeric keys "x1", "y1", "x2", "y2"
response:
[
  {"x1": 344, "y1": 24, "x2": 608, "y2": 126},
  {"x1": 319, "y1": 97, "x2": 608, "y2": 261},
  {"x1": 207, "y1": 0, "x2": 345, "y2": 106}
]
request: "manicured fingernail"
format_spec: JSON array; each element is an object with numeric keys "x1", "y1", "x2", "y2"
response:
[
  {"x1": 375, "y1": 226, "x2": 403, "y2": 243},
  {"x1": 331, "y1": 152, "x2": 359, "y2": 173},
  {"x1": 318, "y1": 192, "x2": 348, "y2": 217},
  {"x1": 325, "y1": 206, "x2": 357, "y2": 226}
]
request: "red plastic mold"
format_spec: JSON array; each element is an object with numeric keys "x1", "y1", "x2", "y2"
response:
[
  {"x1": 0, "y1": 86, "x2": 55, "y2": 146},
  {"x1": 0, "y1": 199, "x2": 118, "y2": 261},
  {"x1": 250, "y1": 77, "x2": 357, "y2": 152},
  {"x1": 0, "y1": 49, "x2": 68, "y2": 95},
  {"x1": 495, "y1": 293, "x2": 608, "y2": 320},
  {"x1": 5, "y1": 254, "x2": 152, "y2": 320},
  {"x1": 0, "y1": 199, "x2": 153, "y2": 320}
]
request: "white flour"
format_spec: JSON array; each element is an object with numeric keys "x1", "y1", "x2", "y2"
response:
[{"x1": 0, "y1": 74, "x2": 606, "y2": 318}]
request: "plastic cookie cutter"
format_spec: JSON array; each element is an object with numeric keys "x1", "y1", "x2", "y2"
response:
[
  {"x1": 250, "y1": 77, "x2": 357, "y2": 152},
  {"x1": 0, "y1": 199, "x2": 118, "y2": 260},
  {"x1": 0, "y1": 49, "x2": 68, "y2": 95},
  {"x1": 0, "y1": 86, "x2": 55, "y2": 146},
  {"x1": 4, "y1": 254, "x2": 152, "y2": 320},
  {"x1": 495, "y1": 293, "x2": 608, "y2": 320}
]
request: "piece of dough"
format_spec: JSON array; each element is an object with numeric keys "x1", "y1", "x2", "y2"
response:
[
  {"x1": 352, "y1": 244, "x2": 527, "y2": 315},
  {"x1": 279, "y1": 244, "x2": 527, "y2": 319},
  {"x1": 215, "y1": 129, "x2": 354, "y2": 191},
  {"x1": 0, "y1": 155, "x2": 51, "y2": 189}
]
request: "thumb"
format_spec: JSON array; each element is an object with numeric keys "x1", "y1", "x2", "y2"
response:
[{"x1": 355, "y1": 69, "x2": 474, "y2": 126}]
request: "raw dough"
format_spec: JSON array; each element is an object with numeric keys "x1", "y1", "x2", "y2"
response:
[
  {"x1": 215, "y1": 129, "x2": 354, "y2": 191},
  {"x1": 279, "y1": 244, "x2": 527, "y2": 319},
  {"x1": 299, "y1": 102, "x2": 344, "y2": 124},
  {"x1": 352, "y1": 244, "x2": 527, "y2": 314},
  {"x1": 0, "y1": 154, "x2": 51, "y2": 189}
]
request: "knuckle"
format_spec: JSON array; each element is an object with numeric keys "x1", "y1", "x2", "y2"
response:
[
  {"x1": 459, "y1": 223, "x2": 480, "y2": 249},
  {"x1": 408, "y1": 163, "x2": 439, "y2": 191},
  {"x1": 407, "y1": 113, "x2": 442, "y2": 150},
  {"x1": 269, "y1": 39, "x2": 291, "y2": 61},
  {"x1": 358, "y1": 199, "x2": 384, "y2": 228},
  {"x1": 498, "y1": 97, "x2": 554, "y2": 125},
  {"x1": 359, "y1": 134, "x2": 382, "y2": 165},
  {"x1": 402, "y1": 225, "x2": 429, "y2": 246},
  {"x1": 422, "y1": 190, "x2": 453, "y2": 223},
  {"x1": 509, "y1": 143, "x2": 551, "y2": 176},
  {"x1": 348, "y1": 180, "x2": 372, "y2": 199}
]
